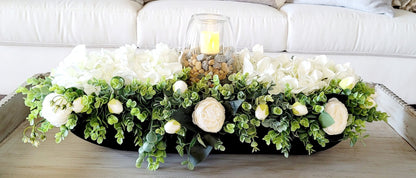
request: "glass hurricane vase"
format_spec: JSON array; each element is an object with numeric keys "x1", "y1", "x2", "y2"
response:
[{"x1": 180, "y1": 13, "x2": 237, "y2": 83}]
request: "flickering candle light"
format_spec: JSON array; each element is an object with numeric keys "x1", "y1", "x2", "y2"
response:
[{"x1": 200, "y1": 31, "x2": 220, "y2": 55}]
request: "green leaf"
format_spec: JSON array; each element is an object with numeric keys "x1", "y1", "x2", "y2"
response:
[
  {"x1": 226, "y1": 100, "x2": 243, "y2": 116},
  {"x1": 224, "y1": 123, "x2": 235, "y2": 134},
  {"x1": 107, "y1": 115, "x2": 119, "y2": 125},
  {"x1": 196, "y1": 134, "x2": 206, "y2": 148},
  {"x1": 188, "y1": 143, "x2": 213, "y2": 169},
  {"x1": 291, "y1": 120, "x2": 300, "y2": 132},
  {"x1": 176, "y1": 145, "x2": 184, "y2": 156},
  {"x1": 142, "y1": 142, "x2": 154, "y2": 152},
  {"x1": 241, "y1": 102, "x2": 252, "y2": 111},
  {"x1": 172, "y1": 107, "x2": 200, "y2": 133},
  {"x1": 136, "y1": 153, "x2": 145, "y2": 168},
  {"x1": 146, "y1": 131, "x2": 157, "y2": 143},
  {"x1": 300, "y1": 118, "x2": 309, "y2": 127},
  {"x1": 272, "y1": 107, "x2": 283, "y2": 115},
  {"x1": 319, "y1": 111, "x2": 335, "y2": 128},
  {"x1": 202, "y1": 134, "x2": 219, "y2": 147},
  {"x1": 110, "y1": 76, "x2": 125, "y2": 90},
  {"x1": 117, "y1": 138, "x2": 123, "y2": 145}
]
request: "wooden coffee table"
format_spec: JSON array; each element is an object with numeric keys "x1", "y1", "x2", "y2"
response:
[{"x1": 0, "y1": 84, "x2": 415, "y2": 177}]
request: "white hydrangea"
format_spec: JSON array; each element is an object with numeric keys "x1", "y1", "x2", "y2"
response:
[
  {"x1": 51, "y1": 44, "x2": 182, "y2": 94},
  {"x1": 238, "y1": 45, "x2": 358, "y2": 95}
]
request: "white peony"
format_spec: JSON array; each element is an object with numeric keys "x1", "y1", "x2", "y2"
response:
[
  {"x1": 164, "y1": 120, "x2": 181, "y2": 134},
  {"x1": 41, "y1": 93, "x2": 72, "y2": 127},
  {"x1": 323, "y1": 98, "x2": 349, "y2": 135},
  {"x1": 292, "y1": 102, "x2": 308, "y2": 116},
  {"x1": 173, "y1": 80, "x2": 188, "y2": 94},
  {"x1": 255, "y1": 104, "x2": 269, "y2": 120},
  {"x1": 192, "y1": 97, "x2": 225, "y2": 133},
  {"x1": 72, "y1": 97, "x2": 84, "y2": 113},
  {"x1": 108, "y1": 99, "x2": 123, "y2": 114}
]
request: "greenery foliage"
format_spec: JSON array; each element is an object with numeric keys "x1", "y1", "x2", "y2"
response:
[{"x1": 17, "y1": 68, "x2": 388, "y2": 170}]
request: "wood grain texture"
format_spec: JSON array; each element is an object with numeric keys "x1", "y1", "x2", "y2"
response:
[
  {"x1": 0, "y1": 121, "x2": 415, "y2": 177},
  {"x1": 375, "y1": 84, "x2": 416, "y2": 150}
]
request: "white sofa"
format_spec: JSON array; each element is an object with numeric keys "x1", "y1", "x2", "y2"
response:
[{"x1": 1, "y1": 0, "x2": 415, "y2": 103}]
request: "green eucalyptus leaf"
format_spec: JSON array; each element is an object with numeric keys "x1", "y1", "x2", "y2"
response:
[
  {"x1": 176, "y1": 145, "x2": 184, "y2": 156},
  {"x1": 142, "y1": 142, "x2": 154, "y2": 152},
  {"x1": 146, "y1": 131, "x2": 157, "y2": 143},
  {"x1": 107, "y1": 115, "x2": 119, "y2": 125},
  {"x1": 110, "y1": 76, "x2": 124, "y2": 90}
]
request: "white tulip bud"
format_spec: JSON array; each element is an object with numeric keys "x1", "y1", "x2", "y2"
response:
[
  {"x1": 173, "y1": 80, "x2": 188, "y2": 94},
  {"x1": 41, "y1": 93, "x2": 72, "y2": 127},
  {"x1": 292, "y1": 102, "x2": 308, "y2": 116},
  {"x1": 323, "y1": 98, "x2": 349, "y2": 135},
  {"x1": 108, "y1": 99, "x2": 123, "y2": 114},
  {"x1": 361, "y1": 96, "x2": 377, "y2": 109},
  {"x1": 72, "y1": 97, "x2": 84, "y2": 113},
  {"x1": 164, "y1": 120, "x2": 181, "y2": 134},
  {"x1": 339, "y1": 76, "x2": 356, "y2": 90},
  {"x1": 255, "y1": 104, "x2": 269, "y2": 120}
]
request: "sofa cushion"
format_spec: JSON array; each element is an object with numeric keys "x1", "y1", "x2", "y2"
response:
[
  {"x1": 281, "y1": 4, "x2": 416, "y2": 57},
  {"x1": 223, "y1": 0, "x2": 286, "y2": 8},
  {"x1": 137, "y1": 0, "x2": 287, "y2": 52},
  {"x1": 286, "y1": 0, "x2": 394, "y2": 17},
  {"x1": 0, "y1": 0, "x2": 142, "y2": 47},
  {"x1": 144, "y1": 0, "x2": 286, "y2": 9}
]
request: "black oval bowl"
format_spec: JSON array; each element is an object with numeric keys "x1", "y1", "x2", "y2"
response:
[{"x1": 71, "y1": 121, "x2": 342, "y2": 155}]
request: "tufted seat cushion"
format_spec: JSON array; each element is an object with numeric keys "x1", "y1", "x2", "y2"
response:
[
  {"x1": 137, "y1": 0, "x2": 288, "y2": 51},
  {"x1": 0, "y1": 0, "x2": 142, "y2": 47},
  {"x1": 281, "y1": 4, "x2": 416, "y2": 57}
]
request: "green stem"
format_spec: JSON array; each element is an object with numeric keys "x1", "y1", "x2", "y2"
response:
[
  {"x1": 22, "y1": 126, "x2": 33, "y2": 137},
  {"x1": 34, "y1": 119, "x2": 46, "y2": 127}
]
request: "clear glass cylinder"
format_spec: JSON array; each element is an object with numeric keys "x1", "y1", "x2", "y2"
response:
[{"x1": 181, "y1": 13, "x2": 236, "y2": 83}]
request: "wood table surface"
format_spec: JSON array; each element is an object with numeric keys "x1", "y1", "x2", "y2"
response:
[{"x1": 1, "y1": 120, "x2": 415, "y2": 178}]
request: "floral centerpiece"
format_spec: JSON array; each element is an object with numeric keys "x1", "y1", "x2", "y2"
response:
[{"x1": 17, "y1": 44, "x2": 388, "y2": 170}]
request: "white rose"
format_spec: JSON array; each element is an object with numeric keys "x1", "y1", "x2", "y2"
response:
[
  {"x1": 72, "y1": 97, "x2": 84, "y2": 113},
  {"x1": 173, "y1": 80, "x2": 188, "y2": 94},
  {"x1": 108, "y1": 99, "x2": 123, "y2": 114},
  {"x1": 41, "y1": 93, "x2": 72, "y2": 127},
  {"x1": 323, "y1": 98, "x2": 349, "y2": 135},
  {"x1": 339, "y1": 76, "x2": 356, "y2": 90},
  {"x1": 192, "y1": 97, "x2": 225, "y2": 133},
  {"x1": 292, "y1": 102, "x2": 308, "y2": 116},
  {"x1": 164, "y1": 120, "x2": 181, "y2": 134},
  {"x1": 255, "y1": 104, "x2": 269, "y2": 120}
]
